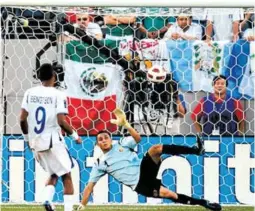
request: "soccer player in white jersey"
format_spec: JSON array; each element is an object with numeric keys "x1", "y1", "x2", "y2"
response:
[
  {"x1": 19, "y1": 63, "x2": 82, "y2": 211},
  {"x1": 77, "y1": 108, "x2": 222, "y2": 211}
]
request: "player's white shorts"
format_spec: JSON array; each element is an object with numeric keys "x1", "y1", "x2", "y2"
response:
[{"x1": 34, "y1": 143, "x2": 74, "y2": 177}]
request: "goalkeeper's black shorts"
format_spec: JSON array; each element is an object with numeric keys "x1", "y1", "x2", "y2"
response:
[{"x1": 134, "y1": 152, "x2": 162, "y2": 198}]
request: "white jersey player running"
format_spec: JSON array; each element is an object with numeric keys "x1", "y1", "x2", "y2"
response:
[{"x1": 20, "y1": 63, "x2": 81, "y2": 211}]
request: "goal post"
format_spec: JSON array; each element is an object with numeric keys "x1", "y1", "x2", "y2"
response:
[
  {"x1": 0, "y1": 2, "x2": 254, "y2": 208},
  {"x1": 1, "y1": 0, "x2": 255, "y2": 7}
]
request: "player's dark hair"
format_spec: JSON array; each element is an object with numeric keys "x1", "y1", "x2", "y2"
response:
[
  {"x1": 37, "y1": 63, "x2": 54, "y2": 81},
  {"x1": 96, "y1": 130, "x2": 111, "y2": 141},
  {"x1": 212, "y1": 75, "x2": 228, "y2": 87}
]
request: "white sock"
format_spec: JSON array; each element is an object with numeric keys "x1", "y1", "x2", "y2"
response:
[
  {"x1": 64, "y1": 194, "x2": 74, "y2": 211},
  {"x1": 41, "y1": 185, "x2": 55, "y2": 203}
]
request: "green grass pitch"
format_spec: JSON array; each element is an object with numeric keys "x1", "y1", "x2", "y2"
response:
[{"x1": 0, "y1": 205, "x2": 254, "y2": 211}]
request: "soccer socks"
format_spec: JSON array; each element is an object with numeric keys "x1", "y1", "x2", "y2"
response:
[
  {"x1": 175, "y1": 193, "x2": 207, "y2": 206},
  {"x1": 64, "y1": 195, "x2": 74, "y2": 211},
  {"x1": 162, "y1": 145, "x2": 199, "y2": 155},
  {"x1": 41, "y1": 187, "x2": 73, "y2": 210},
  {"x1": 42, "y1": 185, "x2": 55, "y2": 204}
]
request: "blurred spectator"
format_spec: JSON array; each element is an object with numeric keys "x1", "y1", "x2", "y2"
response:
[
  {"x1": 156, "y1": 93, "x2": 186, "y2": 135},
  {"x1": 75, "y1": 13, "x2": 103, "y2": 40},
  {"x1": 243, "y1": 27, "x2": 255, "y2": 41},
  {"x1": 134, "y1": 93, "x2": 186, "y2": 136},
  {"x1": 191, "y1": 75, "x2": 245, "y2": 136},
  {"x1": 136, "y1": 8, "x2": 175, "y2": 39},
  {"x1": 164, "y1": 14, "x2": 202, "y2": 40},
  {"x1": 170, "y1": 93, "x2": 187, "y2": 134},
  {"x1": 205, "y1": 8, "x2": 244, "y2": 42},
  {"x1": 240, "y1": 8, "x2": 254, "y2": 32},
  {"x1": 240, "y1": 9, "x2": 254, "y2": 40},
  {"x1": 104, "y1": 14, "x2": 136, "y2": 42},
  {"x1": 191, "y1": 8, "x2": 207, "y2": 40}
]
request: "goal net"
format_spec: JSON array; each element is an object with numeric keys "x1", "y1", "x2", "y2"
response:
[{"x1": 0, "y1": 4, "x2": 254, "y2": 207}]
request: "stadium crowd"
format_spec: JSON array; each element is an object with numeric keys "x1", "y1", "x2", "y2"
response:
[{"x1": 1, "y1": 7, "x2": 254, "y2": 136}]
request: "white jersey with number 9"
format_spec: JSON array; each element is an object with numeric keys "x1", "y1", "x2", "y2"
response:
[{"x1": 21, "y1": 86, "x2": 68, "y2": 152}]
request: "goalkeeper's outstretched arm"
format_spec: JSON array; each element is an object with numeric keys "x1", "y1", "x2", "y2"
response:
[
  {"x1": 127, "y1": 126, "x2": 141, "y2": 144},
  {"x1": 77, "y1": 182, "x2": 96, "y2": 210}
]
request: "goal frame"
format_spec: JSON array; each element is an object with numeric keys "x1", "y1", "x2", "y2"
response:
[
  {"x1": 1, "y1": 0, "x2": 255, "y2": 7},
  {"x1": 0, "y1": 0, "x2": 254, "y2": 207}
]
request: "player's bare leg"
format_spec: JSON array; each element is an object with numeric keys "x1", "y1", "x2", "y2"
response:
[
  {"x1": 62, "y1": 173, "x2": 74, "y2": 211},
  {"x1": 42, "y1": 174, "x2": 58, "y2": 211}
]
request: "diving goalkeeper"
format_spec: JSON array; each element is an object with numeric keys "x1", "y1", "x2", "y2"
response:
[{"x1": 77, "y1": 108, "x2": 222, "y2": 211}]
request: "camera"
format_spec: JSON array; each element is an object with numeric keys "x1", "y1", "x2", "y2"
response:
[{"x1": 52, "y1": 60, "x2": 64, "y2": 84}]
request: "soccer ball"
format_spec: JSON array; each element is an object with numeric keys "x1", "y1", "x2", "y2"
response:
[{"x1": 147, "y1": 65, "x2": 167, "y2": 83}]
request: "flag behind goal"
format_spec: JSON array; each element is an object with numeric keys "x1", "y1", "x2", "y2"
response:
[{"x1": 64, "y1": 40, "x2": 121, "y2": 135}]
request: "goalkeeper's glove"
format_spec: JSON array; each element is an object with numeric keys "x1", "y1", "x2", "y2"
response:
[
  {"x1": 110, "y1": 108, "x2": 131, "y2": 129},
  {"x1": 76, "y1": 203, "x2": 85, "y2": 210}
]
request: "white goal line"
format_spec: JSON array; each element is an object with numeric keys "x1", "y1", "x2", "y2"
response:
[{"x1": 0, "y1": 203, "x2": 254, "y2": 207}]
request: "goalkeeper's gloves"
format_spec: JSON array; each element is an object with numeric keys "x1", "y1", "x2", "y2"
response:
[
  {"x1": 76, "y1": 203, "x2": 85, "y2": 210},
  {"x1": 110, "y1": 108, "x2": 131, "y2": 129}
]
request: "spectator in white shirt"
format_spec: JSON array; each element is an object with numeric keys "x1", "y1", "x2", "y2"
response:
[
  {"x1": 240, "y1": 9, "x2": 254, "y2": 40},
  {"x1": 243, "y1": 27, "x2": 255, "y2": 41},
  {"x1": 205, "y1": 8, "x2": 244, "y2": 42},
  {"x1": 75, "y1": 13, "x2": 103, "y2": 40},
  {"x1": 164, "y1": 14, "x2": 202, "y2": 40},
  {"x1": 191, "y1": 8, "x2": 207, "y2": 40}
]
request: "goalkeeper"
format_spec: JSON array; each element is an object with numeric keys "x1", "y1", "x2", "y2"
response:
[{"x1": 77, "y1": 108, "x2": 221, "y2": 211}]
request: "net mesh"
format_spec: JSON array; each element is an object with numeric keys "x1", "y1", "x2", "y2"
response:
[{"x1": 0, "y1": 6, "x2": 254, "y2": 206}]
